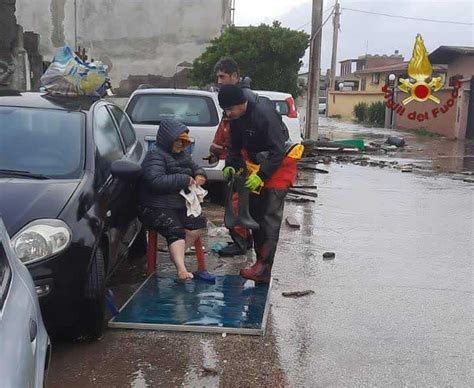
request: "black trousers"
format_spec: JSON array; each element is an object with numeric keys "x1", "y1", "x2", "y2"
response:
[{"x1": 249, "y1": 188, "x2": 287, "y2": 265}]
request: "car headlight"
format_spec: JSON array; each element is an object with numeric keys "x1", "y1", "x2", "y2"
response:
[{"x1": 12, "y1": 219, "x2": 72, "y2": 264}]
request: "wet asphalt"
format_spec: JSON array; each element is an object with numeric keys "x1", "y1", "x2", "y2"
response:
[{"x1": 48, "y1": 119, "x2": 473, "y2": 387}]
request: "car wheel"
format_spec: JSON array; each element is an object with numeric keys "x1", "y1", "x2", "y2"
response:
[{"x1": 80, "y1": 245, "x2": 106, "y2": 339}]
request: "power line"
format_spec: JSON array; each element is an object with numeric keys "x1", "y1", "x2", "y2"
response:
[
  {"x1": 296, "y1": 4, "x2": 335, "y2": 30},
  {"x1": 342, "y1": 7, "x2": 474, "y2": 26},
  {"x1": 310, "y1": 6, "x2": 335, "y2": 41}
]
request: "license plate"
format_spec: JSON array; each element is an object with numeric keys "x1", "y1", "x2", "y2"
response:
[{"x1": 146, "y1": 140, "x2": 157, "y2": 151}]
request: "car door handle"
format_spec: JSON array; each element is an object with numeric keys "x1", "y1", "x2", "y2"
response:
[{"x1": 29, "y1": 319, "x2": 37, "y2": 342}]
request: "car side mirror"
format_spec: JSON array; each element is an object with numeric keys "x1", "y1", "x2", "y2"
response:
[{"x1": 111, "y1": 160, "x2": 142, "y2": 180}]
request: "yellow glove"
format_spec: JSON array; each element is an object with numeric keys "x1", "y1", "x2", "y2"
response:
[
  {"x1": 223, "y1": 166, "x2": 235, "y2": 180},
  {"x1": 245, "y1": 174, "x2": 264, "y2": 191}
]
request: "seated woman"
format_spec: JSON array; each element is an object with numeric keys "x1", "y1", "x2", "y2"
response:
[{"x1": 138, "y1": 119, "x2": 207, "y2": 281}]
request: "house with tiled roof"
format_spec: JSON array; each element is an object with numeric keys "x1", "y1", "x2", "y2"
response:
[{"x1": 327, "y1": 45, "x2": 474, "y2": 139}]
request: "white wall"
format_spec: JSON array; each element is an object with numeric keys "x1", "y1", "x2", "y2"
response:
[{"x1": 16, "y1": 0, "x2": 231, "y2": 86}]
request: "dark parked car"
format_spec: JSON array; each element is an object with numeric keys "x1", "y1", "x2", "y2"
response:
[{"x1": 0, "y1": 91, "x2": 145, "y2": 338}]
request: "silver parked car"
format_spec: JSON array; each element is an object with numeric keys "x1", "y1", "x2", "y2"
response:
[
  {"x1": 0, "y1": 216, "x2": 50, "y2": 388},
  {"x1": 125, "y1": 88, "x2": 224, "y2": 181}
]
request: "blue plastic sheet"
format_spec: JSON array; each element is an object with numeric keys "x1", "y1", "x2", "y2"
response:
[{"x1": 109, "y1": 275, "x2": 271, "y2": 335}]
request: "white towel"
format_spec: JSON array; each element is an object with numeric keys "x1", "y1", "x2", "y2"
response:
[{"x1": 179, "y1": 184, "x2": 208, "y2": 217}]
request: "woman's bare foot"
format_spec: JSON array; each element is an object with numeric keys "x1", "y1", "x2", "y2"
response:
[{"x1": 177, "y1": 270, "x2": 194, "y2": 281}]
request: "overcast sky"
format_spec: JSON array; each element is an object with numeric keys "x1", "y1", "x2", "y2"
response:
[{"x1": 234, "y1": 0, "x2": 474, "y2": 74}]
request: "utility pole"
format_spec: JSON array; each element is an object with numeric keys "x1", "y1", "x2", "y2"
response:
[
  {"x1": 230, "y1": 0, "x2": 236, "y2": 25},
  {"x1": 329, "y1": 0, "x2": 341, "y2": 90},
  {"x1": 305, "y1": 0, "x2": 323, "y2": 140}
]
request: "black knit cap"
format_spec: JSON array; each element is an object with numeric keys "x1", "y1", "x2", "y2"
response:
[{"x1": 218, "y1": 84, "x2": 247, "y2": 108}]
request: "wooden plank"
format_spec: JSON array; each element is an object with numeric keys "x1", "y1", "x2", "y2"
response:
[{"x1": 288, "y1": 188, "x2": 318, "y2": 198}]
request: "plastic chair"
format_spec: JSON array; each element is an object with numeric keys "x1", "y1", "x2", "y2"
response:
[{"x1": 146, "y1": 231, "x2": 215, "y2": 282}]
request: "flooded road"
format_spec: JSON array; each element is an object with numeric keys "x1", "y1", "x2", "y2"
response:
[
  {"x1": 319, "y1": 117, "x2": 474, "y2": 174},
  {"x1": 273, "y1": 165, "x2": 473, "y2": 386},
  {"x1": 48, "y1": 121, "x2": 473, "y2": 387}
]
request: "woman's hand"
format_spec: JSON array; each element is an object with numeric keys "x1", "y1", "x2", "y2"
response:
[{"x1": 195, "y1": 175, "x2": 207, "y2": 186}]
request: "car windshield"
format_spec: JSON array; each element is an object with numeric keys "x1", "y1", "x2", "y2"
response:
[
  {"x1": 319, "y1": 98, "x2": 326, "y2": 104},
  {"x1": 0, "y1": 107, "x2": 85, "y2": 179},
  {"x1": 126, "y1": 94, "x2": 219, "y2": 127}
]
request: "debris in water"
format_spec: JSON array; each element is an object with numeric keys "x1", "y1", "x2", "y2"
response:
[
  {"x1": 463, "y1": 177, "x2": 474, "y2": 183},
  {"x1": 211, "y1": 242, "x2": 228, "y2": 253},
  {"x1": 401, "y1": 167, "x2": 413, "y2": 173},
  {"x1": 323, "y1": 252, "x2": 336, "y2": 260},
  {"x1": 282, "y1": 290, "x2": 315, "y2": 298},
  {"x1": 285, "y1": 216, "x2": 301, "y2": 229},
  {"x1": 386, "y1": 136, "x2": 406, "y2": 147},
  {"x1": 288, "y1": 188, "x2": 318, "y2": 198},
  {"x1": 201, "y1": 366, "x2": 219, "y2": 376},
  {"x1": 293, "y1": 184, "x2": 318, "y2": 189},
  {"x1": 286, "y1": 195, "x2": 315, "y2": 203},
  {"x1": 298, "y1": 165, "x2": 329, "y2": 174}
]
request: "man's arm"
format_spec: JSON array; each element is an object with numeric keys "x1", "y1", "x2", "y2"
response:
[
  {"x1": 209, "y1": 118, "x2": 230, "y2": 160},
  {"x1": 256, "y1": 109, "x2": 286, "y2": 180},
  {"x1": 225, "y1": 121, "x2": 245, "y2": 171}
]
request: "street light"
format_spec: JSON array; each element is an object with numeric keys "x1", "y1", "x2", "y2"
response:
[{"x1": 388, "y1": 73, "x2": 396, "y2": 129}]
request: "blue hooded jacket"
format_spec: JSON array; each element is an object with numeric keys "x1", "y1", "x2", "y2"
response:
[{"x1": 138, "y1": 119, "x2": 206, "y2": 209}]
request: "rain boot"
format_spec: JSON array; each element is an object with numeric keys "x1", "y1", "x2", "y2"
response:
[
  {"x1": 240, "y1": 260, "x2": 272, "y2": 283},
  {"x1": 233, "y1": 176, "x2": 259, "y2": 230},
  {"x1": 224, "y1": 176, "x2": 237, "y2": 229}
]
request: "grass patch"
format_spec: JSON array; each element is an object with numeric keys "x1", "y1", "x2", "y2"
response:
[{"x1": 412, "y1": 128, "x2": 442, "y2": 138}]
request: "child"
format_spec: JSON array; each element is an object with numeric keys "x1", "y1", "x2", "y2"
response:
[{"x1": 138, "y1": 119, "x2": 207, "y2": 281}]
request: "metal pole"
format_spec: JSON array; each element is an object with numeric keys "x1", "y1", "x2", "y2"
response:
[
  {"x1": 329, "y1": 0, "x2": 341, "y2": 90},
  {"x1": 391, "y1": 86, "x2": 395, "y2": 129},
  {"x1": 305, "y1": 0, "x2": 323, "y2": 140},
  {"x1": 74, "y1": 0, "x2": 78, "y2": 51}
]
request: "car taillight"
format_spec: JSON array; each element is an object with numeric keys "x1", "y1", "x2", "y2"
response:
[{"x1": 286, "y1": 96, "x2": 298, "y2": 118}]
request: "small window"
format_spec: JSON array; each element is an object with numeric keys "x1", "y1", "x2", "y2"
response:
[
  {"x1": 93, "y1": 106, "x2": 124, "y2": 181},
  {"x1": 273, "y1": 101, "x2": 289, "y2": 115},
  {"x1": 449, "y1": 74, "x2": 463, "y2": 87},
  {"x1": 0, "y1": 243, "x2": 12, "y2": 311},
  {"x1": 372, "y1": 73, "x2": 380, "y2": 85},
  {"x1": 109, "y1": 106, "x2": 137, "y2": 150}
]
